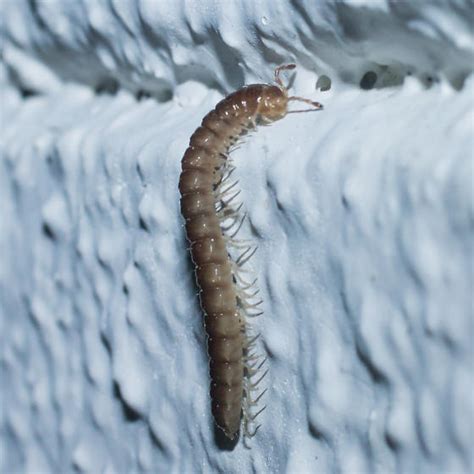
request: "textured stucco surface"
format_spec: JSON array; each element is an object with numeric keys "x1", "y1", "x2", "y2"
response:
[{"x1": 1, "y1": 1, "x2": 473, "y2": 473}]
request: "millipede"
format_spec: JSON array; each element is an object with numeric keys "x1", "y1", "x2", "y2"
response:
[{"x1": 179, "y1": 64, "x2": 323, "y2": 441}]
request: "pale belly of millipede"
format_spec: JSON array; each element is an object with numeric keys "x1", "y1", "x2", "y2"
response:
[{"x1": 178, "y1": 64, "x2": 323, "y2": 441}]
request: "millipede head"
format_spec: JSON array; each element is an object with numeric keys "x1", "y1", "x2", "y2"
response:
[
  {"x1": 255, "y1": 84, "x2": 290, "y2": 122},
  {"x1": 257, "y1": 64, "x2": 323, "y2": 122},
  {"x1": 275, "y1": 63, "x2": 324, "y2": 115}
]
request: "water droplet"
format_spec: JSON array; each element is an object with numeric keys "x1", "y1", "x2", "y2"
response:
[{"x1": 316, "y1": 75, "x2": 331, "y2": 91}]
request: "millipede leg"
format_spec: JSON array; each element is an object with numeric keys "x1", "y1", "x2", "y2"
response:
[
  {"x1": 247, "y1": 404, "x2": 266, "y2": 422},
  {"x1": 229, "y1": 214, "x2": 247, "y2": 238},
  {"x1": 239, "y1": 287, "x2": 260, "y2": 300},
  {"x1": 244, "y1": 357, "x2": 267, "y2": 376},
  {"x1": 216, "y1": 191, "x2": 242, "y2": 211},
  {"x1": 241, "y1": 298, "x2": 263, "y2": 310},
  {"x1": 249, "y1": 369, "x2": 269, "y2": 390},
  {"x1": 244, "y1": 351, "x2": 261, "y2": 363},
  {"x1": 237, "y1": 277, "x2": 258, "y2": 290},
  {"x1": 237, "y1": 246, "x2": 257, "y2": 266},
  {"x1": 216, "y1": 179, "x2": 239, "y2": 198},
  {"x1": 245, "y1": 355, "x2": 265, "y2": 369},
  {"x1": 238, "y1": 292, "x2": 262, "y2": 309},
  {"x1": 233, "y1": 274, "x2": 254, "y2": 289},
  {"x1": 215, "y1": 168, "x2": 237, "y2": 191},
  {"x1": 221, "y1": 212, "x2": 244, "y2": 232},
  {"x1": 246, "y1": 388, "x2": 267, "y2": 407},
  {"x1": 225, "y1": 237, "x2": 253, "y2": 248},
  {"x1": 236, "y1": 246, "x2": 257, "y2": 266},
  {"x1": 244, "y1": 333, "x2": 260, "y2": 348},
  {"x1": 243, "y1": 422, "x2": 261, "y2": 441},
  {"x1": 217, "y1": 201, "x2": 243, "y2": 219}
]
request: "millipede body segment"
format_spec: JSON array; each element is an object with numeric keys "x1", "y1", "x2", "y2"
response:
[{"x1": 178, "y1": 64, "x2": 322, "y2": 441}]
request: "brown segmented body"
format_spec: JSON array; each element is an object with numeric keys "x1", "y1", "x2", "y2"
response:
[{"x1": 178, "y1": 65, "x2": 323, "y2": 440}]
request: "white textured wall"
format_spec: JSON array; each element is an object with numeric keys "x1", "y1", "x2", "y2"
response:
[{"x1": 1, "y1": 1, "x2": 473, "y2": 473}]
